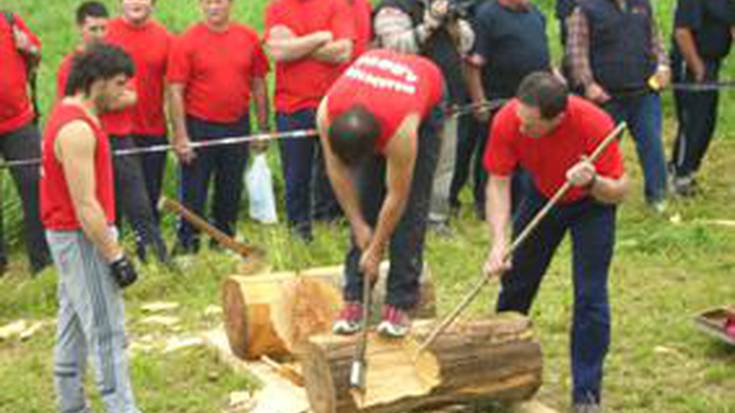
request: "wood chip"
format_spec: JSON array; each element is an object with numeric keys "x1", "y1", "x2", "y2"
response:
[
  {"x1": 19, "y1": 321, "x2": 45, "y2": 341},
  {"x1": 139, "y1": 315, "x2": 180, "y2": 327},
  {"x1": 205, "y1": 305, "x2": 223, "y2": 317},
  {"x1": 0, "y1": 320, "x2": 28, "y2": 340},
  {"x1": 163, "y1": 336, "x2": 205, "y2": 353},
  {"x1": 141, "y1": 302, "x2": 180, "y2": 313}
]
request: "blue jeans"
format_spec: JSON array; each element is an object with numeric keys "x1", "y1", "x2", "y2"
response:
[
  {"x1": 176, "y1": 116, "x2": 249, "y2": 251},
  {"x1": 131, "y1": 135, "x2": 168, "y2": 223},
  {"x1": 47, "y1": 229, "x2": 141, "y2": 413},
  {"x1": 497, "y1": 186, "x2": 616, "y2": 404},
  {"x1": 602, "y1": 92, "x2": 667, "y2": 203},
  {"x1": 277, "y1": 109, "x2": 341, "y2": 237},
  {"x1": 343, "y1": 105, "x2": 442, "y2": 309}
]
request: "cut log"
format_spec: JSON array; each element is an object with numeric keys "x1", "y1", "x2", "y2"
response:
[
  {"x1": 222, "y1": 262, "x2": 436, "y2": 360},
  {"x1": 299, "y1": 313, "x2": 543, "y2": 413}
]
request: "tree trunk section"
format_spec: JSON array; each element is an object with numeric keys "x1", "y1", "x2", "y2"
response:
[{"x1": 299, "y1": 314, "x2": 543, "y2": 413}]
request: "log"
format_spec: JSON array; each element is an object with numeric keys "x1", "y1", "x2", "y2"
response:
[
  {"x1": 298, "y1": 313, "x2": 543, "y2": 413},
  {"x1": 222, "y1": 262, "x2": 436, "y2": 360}
]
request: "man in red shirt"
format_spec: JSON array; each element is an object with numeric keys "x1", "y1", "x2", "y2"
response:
[
  {"x1": 317, "y1": 49, "x2": 444, "y2": 338},
  {"x1": 41, "y1": 43, "x2": 142, "y2": 413},
  {"x1": 168, "y1": 0, "x2": 269, "y2": 253},
  {"x1": 265, "y1": 0, "x2": 356, "y2": 241},
  {"x1": 483, "y1": 72, "x2": 628, "y2": 412},
  {"x1": 0, "y1": 10, "x2": 51, "y2": 275},
  {"x1": 58, "y1": 1, "x2": 169, "y2": 265}
]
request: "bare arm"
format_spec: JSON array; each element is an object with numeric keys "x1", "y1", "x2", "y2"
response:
[
  {"x1": 483, "y1": 175, "x2": 512, "y2": 276},
  {"x1": 251, "y1": 77, "x2": 270, "y2": 131},
  {"x1": 265, "y1": 26, "x2": 332, "y2": 63},
  {"x1": 674, "y1": 27, "x2": 706, "y2": 81},
  {"x1": 589, "y1": 174, "x2": 629, "y2": 204},
  {"x1": 311, "y1": 39, "x2": 354, "y2": 64},
  {"x1": 316, "y1": 102, "x2": 372, "y2": 248},
  {"x1": 167, "y1": 82, "x2": 194, "y2": 163},
  {"x1": 463, "y1": 60, "x2": 489, "y2": 123},
  {"x1": 106, "y1": 88, "x2": 137, "y2": 111},
  {"x1": 55, "y1": 121, "x2": 122, "y2": 261}
]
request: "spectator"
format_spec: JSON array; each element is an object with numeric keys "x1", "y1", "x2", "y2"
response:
[
  {"x1": 168, "y1": 0, "x2": 269, "y2": 253},
  {"x1": 0, "y1": 10, "x2": 51, "y2": 275},
  {"x1": 567, "y1": 0, "x2": 670, "y2": 211}
]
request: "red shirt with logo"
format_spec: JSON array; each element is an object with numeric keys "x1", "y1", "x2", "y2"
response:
[
  {"x1": 167, "y1": 23, "x2": 269, "y2": 123},
  {"x1": 484, "y1": 96, "x2": 624, "y2": 204},
  {"x1": 326, "y1": 49, "x2": 444, "y2": 153},
  {"x1": 265, "y1": 0, "x2": 356, "y2": 113},
  {"x1": 106, "y1": 17, "x2": 171, "y2": 136},
  {"x1": 41, "y1": 103, "x2": 115, "y2": 230},
  {"x1": 0, "y1": 13, "x2": 41, "y2": 134}
]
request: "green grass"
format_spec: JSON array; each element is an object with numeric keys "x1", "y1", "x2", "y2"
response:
[{"x1": 1, "y1": 1, "x2": 735, "y2": 412}]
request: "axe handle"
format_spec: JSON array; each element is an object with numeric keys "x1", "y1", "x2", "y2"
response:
[{"x1": 158, "y1": 196, "x2": 258, "y2": 258}]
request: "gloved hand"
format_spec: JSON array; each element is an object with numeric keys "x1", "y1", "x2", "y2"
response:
[{"x1": 109, "y1": 255, "x2": 138, "y2": 288}]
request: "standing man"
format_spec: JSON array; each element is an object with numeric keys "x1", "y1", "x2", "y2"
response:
[
  {"x1": 41, "y1": 43, "x2": 142, "y2": 413},
  {"x1": 567, "y1": 0, "x2": 670, "y2": 211},
  {"x1": 373, "y1": 0, "x2": 474, "y2": 233},
  {"x1": 57, "y1": 1, "x2": 169, "y2": 264},
  {"x1": 265, "y1": 0, "x2": 355, "y2": 241},
  {"x1": 458, "y1": 0, "x2": 551, "y2": 218},
  {"x1": 107, "y1": 0, "x2": 172, "y2": 218},
  {"x1": 0, "y1": 10, "x2": 51, "y2": 275},
  {"x1": 669, "y1": 0, "x2": 735, "y2": 196},
  {"x1": 318, "y1": 49, "x2": 445, "y2": 337},
  {"x1": 168, "y1": 0, "x2": 269, "y2": 253},
  {"x1": 484, "y1": 73, "x2": 628, "y2": 413}
]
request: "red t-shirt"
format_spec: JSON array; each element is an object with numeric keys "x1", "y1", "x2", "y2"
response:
[
  {"x1": 326, "y1": 49, "x2": 444, "y2": 153},
  {"x1": 56, "y1": 50, "x2": 136, "y2": 137},
  {"x1": 0, "y1": 13, "x2": 41, "y2": 134},
  {"x1": 265, "y1": 0, "x2": 356, "y2": 113},
  {"x1": 41, "y1": 103, "x2": 115, "y2": 230},
  {"x1": 351, "y1": 0, "x2": 373, "y2": 59},
  {"x1": 167, "y1": 23, "x2": 269, "y2": 123},
  {"x1": 484, "y1": 96, "x2": 624, "y2": 204},
  {"x1": 106, "y1": 17, "x2": 171, "y2": 136}
]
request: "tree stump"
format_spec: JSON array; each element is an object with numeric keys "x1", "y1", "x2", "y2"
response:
[
  {"x1": 222, "y1": 262, "x2": 436, "y2": 360},
  {"x1": 298, "y1": 313, "x2": 543, "y2": 413}
]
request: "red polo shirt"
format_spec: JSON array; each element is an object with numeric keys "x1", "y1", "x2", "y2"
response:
[
  {"x1": 106, "y1": 17, "x2": 171, "y2": 136},
  {"x1": 167, "y1": 22, "x2": 269, "y2": 123},
  {"x1": 0, "y1": 13, "x2": 41, "y2": 134},
  {"x1": 265, "y1": 0, "x2": 356, "y2": 113},
  {"x1": 484, "y1": 96, "x2": 624, "y2": 204}
]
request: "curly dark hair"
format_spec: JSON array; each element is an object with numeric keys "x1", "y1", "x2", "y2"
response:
[{"x1": 65, "y1": 43, "x2": 135, "y2": 97}]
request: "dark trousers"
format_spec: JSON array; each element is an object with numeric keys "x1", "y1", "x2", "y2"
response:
[
  {"x1": 671, "y1": 56, "x2": 722, "y2": 178},
  {"x1": 176, "y1": 116, "x2": 249, "y2": 251},
  {"x1": 0, "y1": 122, "x2": 51, "y2": 273},
  {"x1": 343, "y1": 107, "x2": 442, "y2": 310},
  {"x1": 109, "y1": 135, "x2": 168, "y2": 263},
  {"x1": 602, "y1": 92, "x2": 667, "y2": 204},
  {"x1": 497, "y1": 185, "x2": 616, "y2": 404},
  {"x1": 276, "y1": 109, "x2": 341, "y2": 237},
  {"x1": 131, "y1": 135, "x2": 168, "y2": 222}
]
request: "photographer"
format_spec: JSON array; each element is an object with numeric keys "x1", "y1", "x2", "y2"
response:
[{"x1": 373, "y1": 0, "x2": 474, "y2": 234}]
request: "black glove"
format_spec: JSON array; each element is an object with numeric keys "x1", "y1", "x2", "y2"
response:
[{"x1": 109, "y1": 255, "x2": 138, "y2": 288}]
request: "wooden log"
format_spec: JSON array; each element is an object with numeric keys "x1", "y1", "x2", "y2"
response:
[
  {"x1": 298, "y1": 313, "x2": 543, "y2": 413},
  {"x1": 222, "y1": 262, "x2": 436, "y2": 360}
]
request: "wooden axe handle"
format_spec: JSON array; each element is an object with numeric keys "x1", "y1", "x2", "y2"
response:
[{"x1": 158, "y1": 196, "x2": 261, "y2": 259}]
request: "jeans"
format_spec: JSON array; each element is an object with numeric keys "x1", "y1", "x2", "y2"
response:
[
  {"x1": 670, "y1": 55, "x2": 722, "y2": 178},
  {"x1": 277, "y1": 109, "x2": 341, "y2": 237},
  {"x1": 47, "y1": 229, "x2": 141, "y2": 413},
  {"x1": 131, "y1": 135, "x2": 168, "y2": 222},
  {"x1": 176, "y1": 116, "x2": 249, "y2": 251},
  {"x1": 0, "y1": 122, "x2": 51, "y2": 273},
  {"x1": 343, "y1": 106, "x2": 442, "y2": 310},
  {"x1": 602, "y1": 92, "x2": 667, "y2": 203},
  {"x1": 497, "y1": 185, "x2": 616, "y2": 404},
  {"x1": 109, "y1": 136, "x2": 168, "y2": 263}
]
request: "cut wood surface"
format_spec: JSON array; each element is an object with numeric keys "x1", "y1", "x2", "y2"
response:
[
  {"x1": 222, "y1": 262, "x2": 436, "y2": 359},
  {"x1": 299, "y1": 314, "x2": 543, "y2": 413}
]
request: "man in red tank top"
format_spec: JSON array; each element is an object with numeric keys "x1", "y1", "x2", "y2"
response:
[
  {"x1": 41, "y1": 44, "x2": 143, "y2": 413},
  {"x1": 317, "y1": 49, "x2": 444, "y2": 338}
]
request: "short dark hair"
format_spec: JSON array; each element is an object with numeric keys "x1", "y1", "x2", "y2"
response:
[
  {"x1": 65, "y1": 43, "x2": 135, "y2": 97},
  {"x1": 76, "y1": 1, "x2": 109, "y2": 25},
  {"x1": 516, "y1": 72, "x2": 569, "y2": 119},
  {"x1": 328, "y1": 105, "x2": 381, "y2": 165}
]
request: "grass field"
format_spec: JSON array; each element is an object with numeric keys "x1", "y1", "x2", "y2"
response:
[{"x1": 1, "y1": 0, "x2": 734, "y2": 412}]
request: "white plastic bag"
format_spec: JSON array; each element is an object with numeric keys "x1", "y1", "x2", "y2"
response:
[{"x1": 246, "y1": 153, "x2": 278, "y2": 224}]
